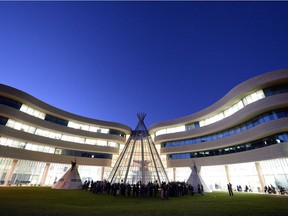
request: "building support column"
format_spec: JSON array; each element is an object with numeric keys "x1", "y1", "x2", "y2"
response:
[
  {"x1": 225, "y1": 165, "x2": 231, "y2": 184},
  {"x1": 255, "y1": 162, "x2": 266, "y2": 193},
  {"x1": 100, "y1": 167, "x2": 105, "y2": 181},
  {"x1": 173, "y1": 167, "x2": 176, "y2": 182},
  {"x1": 4, "y1": 159, "x2": 18, "y2": 186},
  {"x1": 40, "y1": 163, "x2": 51, "y2": 186}
]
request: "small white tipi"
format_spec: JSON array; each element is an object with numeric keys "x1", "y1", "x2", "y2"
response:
[
  {"x1": 187, "y1": 163, "x2": 212, "y2": 193},
  {"x1": 52, "y1": 161, "x2": 82, "y2": 189}
]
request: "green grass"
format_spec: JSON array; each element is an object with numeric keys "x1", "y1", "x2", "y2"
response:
[{"x1": 0, "y1": 187, "x2": 287, "y2": 216}]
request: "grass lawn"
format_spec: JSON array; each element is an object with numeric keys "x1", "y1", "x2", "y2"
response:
[{"x1": 0, "y1": 187, "x2": 287, "y2": 216}]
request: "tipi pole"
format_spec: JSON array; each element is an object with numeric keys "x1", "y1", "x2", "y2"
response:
[
  {"x1": 141, "y1": 138, "x2": 145, "y2": 183},
  {"x1": 142, "y1": 122, "x2": 169, "y2": 182},
  {"x1": 146, "y1": 137, "x2": 162, "y2": 183},
  {"x1": 108, "y1": 113, "x2": 169, "y2": 184},
  {"x1": 123, "y1": 139, "x2": 137, "y2": 184},
  {"x1": 109, "y1": 113, "x2": 145, "y2": 182},
  {"x1": 122, "y1": 118, "x2": 143, "y2": 184},
  {"x1": 108, "y1": 134, "x2": 133, "y2": 182}
]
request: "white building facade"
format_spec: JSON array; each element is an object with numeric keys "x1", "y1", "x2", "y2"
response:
[
  {"x1": 0, "y1": 68, "x2": 287, "y2": 192},
  {"x1": 150, "y1": 69, "x2": 288, "y2": 192}
]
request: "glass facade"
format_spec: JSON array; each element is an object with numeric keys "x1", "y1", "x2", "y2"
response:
[
  {"x1": 0, "y1": 78, "x2": 287, "y2": 190},
  {"x1": 169, "y1": 158, "x2": 288, "y2": 192},
  {"x1": 174, "y1": 167, "x2": 191, "y2": 182},
  {"x1": 4, "y1": 118, "x2": 120, "y2": 148},
  {"x1": 229, "y1": 163, "x2": 259, "y2": 191},
  {"x1": 155, "y1": 85, "x2": 288, "y2": 137},
  {"x1": 263, "y1": 84, "x2": 288, "y2": 97},
  {"x1": 2, "y1": 156, "x2": 287, "y2": 191},
  {"x1": 0, "y1": 116, "x2": 8, "y2": 125},
  {"x1": 45, "y1": 114, "x2": 69, "y2": 126},
  {"x1": 11, "y1": 160, "x2": 46, "y2": 185},
  {"x1": 200, "y1": 165, "x2": 227, "y2": 190},
  {"x1": 168, "y1": 133, "x2": 288, "y2": 160},
  {"x1": 0, "y1": 92, "x2": 126, "y2": 186},
  {"x1": 261, "y1": 159, "x2": 288, "y2": 189},
  {"x1": 0, "y1": 159, "x2": 105, "y2": 186},
  {"x1": 67, "y1": 121, "x2": 126, "y2": 137},
  {"x1": 199, "y1": 90, "x2": 264, "y2": 127},
  {"x1": 0, "y1": 97, "x2": 126, "y2": 137},
  {"x1": 0, "y1": 96, "x2": 22, "y2": 110},
  {"x1": 0, "y1": 158, "x2": 13, "y2": 184},
  {"x1": 20, "y1": 104, "x2": 45, "y2": 119},
  {"x1": 162, "y1": 109, "x2": 288, "y2": 148},
  {"x1": 0, "y1": 136, "x2": 112, "y2": 159},
  {"x1": 155, "y1": 89, "x2": 265, "y2": 136}
]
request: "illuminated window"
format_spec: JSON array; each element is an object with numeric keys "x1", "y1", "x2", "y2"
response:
[
  {"x1": 68, "y1": 121, "x2": 122, "y2": 136},
  {"x1": 4, "y1": 119, "x2": 120, "y2": 148},
  {"x1": 155, "y1": 90, "x2": 266, "y2": 136},
  {"x1": 20, "y1": 104, "x2": 45, "y2": 119},
  {"x1": 162, "y1": 109, "x2": 288, "y2": 148}
]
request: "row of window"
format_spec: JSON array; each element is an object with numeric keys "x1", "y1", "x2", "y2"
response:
[
  {"x1": 45, "y1": 114, "x2": 125, "y2": 137},
  {"x1": 45, "y1": 114, "x2": 68, "y2": 126},
  {"x1": 199, "y1": 90, "x2": 265, "y2": 127},
  {"x1": 263, "y1": 84, "x2": 288, "y2": 97},
  {"x1": 168, "y1": 133, "x2": 288, "y2": 160},
  {"x1": 0, "y1": 95, "x2": 126, "y2": 137},
  {"x1": 0, "y1": 136, "x2": 112, "y2": 159},
  {"x1": 155, "y1": 84, "x2": 288, "y2": 137},
  {"x1": 20, "y1": 104, "x2": 45, "y2": 119},
  {"x1": 0, "y1": 96, "x2": 21, "y2": 110},
  {"x1": 162, "y1": 109, "x2": 288, "y2": 148},
  {"x1": 155, "y1": 90, "x2": 265, "y2": 136},
  {"x1": 68, "y1": 121, "x2": 109, "y2": 134},
  {"x1": 60, "y1": 149, "x2": 112, "y2": 159},
  {"x1": 3, "y1": 118, "x2": 120, "y2": 148}
]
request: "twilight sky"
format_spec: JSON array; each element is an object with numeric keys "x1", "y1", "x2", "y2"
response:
[{"x1": 0, "y1": 1, "x2": 288, "y2": 128}]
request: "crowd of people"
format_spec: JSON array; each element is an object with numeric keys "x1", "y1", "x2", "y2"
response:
[
  {"x1": 82, "y1": 180, "x2": 205, "y2": 199},
  {"x1": 235, "y1": 185, "x2": 252, "y2": 192},
  {"x1": 230, "y1": 184, "x2": 287, "y2": 195},
  {"x1": 264, "y1": 185, "x2": 287, "y2": 195},
  {"x1": 83, "y1": 180, "x2": 287, "y2": 197}
]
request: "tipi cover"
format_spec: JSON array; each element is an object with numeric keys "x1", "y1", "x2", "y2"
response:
[
  {"x1": 108, "y1": 113, "x2": 169, "y2": 184},
  {"x1": 187, "y1": 164, "x2": 212, "y2": 192},
  {"x1": 52, "y1": 161, "x2": 82, "y2": 189}
]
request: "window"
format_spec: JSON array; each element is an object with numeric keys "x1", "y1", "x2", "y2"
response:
[
  {"x1": 0, "y1": 96, "x2": 22, "y2": 109},
  {"x1": 168, "y1": 133, "x2": 288, "y2": 160},
  {"x1": 161, "y1": 109, "x2": 288, "y2": 148},
  {"x1": 251, "y1": 118, "x2": 260, "y2": 127},
  {"x1": 45, "y1": 114, "x2": 68, "y2": 126},
  {"x1": 0, "y1": 116, "x2": 8, "y2": 125},
  {"x1": 263, "y1": 84, "x2": 288, "y2": 97}
]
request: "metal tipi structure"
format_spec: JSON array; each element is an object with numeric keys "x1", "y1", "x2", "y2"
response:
[{"x1": 108, "y1": 113, "x2": 169, "y2": 184}]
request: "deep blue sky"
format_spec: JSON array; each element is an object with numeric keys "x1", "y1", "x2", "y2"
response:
[{"x1": 1, "y1": 1, "x2": 288, "y2": 128}]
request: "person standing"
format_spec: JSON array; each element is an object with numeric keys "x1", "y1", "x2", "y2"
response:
[
  {"x1": 200, "y1": 184, "x2": 204, "y2": 196},
  {"x1": 227, "y1": 183, "x2": 233, "y2": 196}
]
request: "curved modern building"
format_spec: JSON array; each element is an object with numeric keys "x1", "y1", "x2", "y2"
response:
[
  {"x1": 150, "y1": 68, "x2": 288, "y2": 191},
  {"x1": 0, "y1": 85, "x2": 131, "y2": 185},
  {"x1": 1, "y1": 68, "x2": 287, "y2": 191}
]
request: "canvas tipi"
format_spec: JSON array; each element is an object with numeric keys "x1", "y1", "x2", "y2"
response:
[
  {"x1": 108, "y1": 113, "x2": 169, "y2": 184},
  {"x1": 186, "y1": 163, "x2": 212, "y2": 193},
  {"x1": 52, "y1": 161, "x2": 82, "y2": 189}
]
